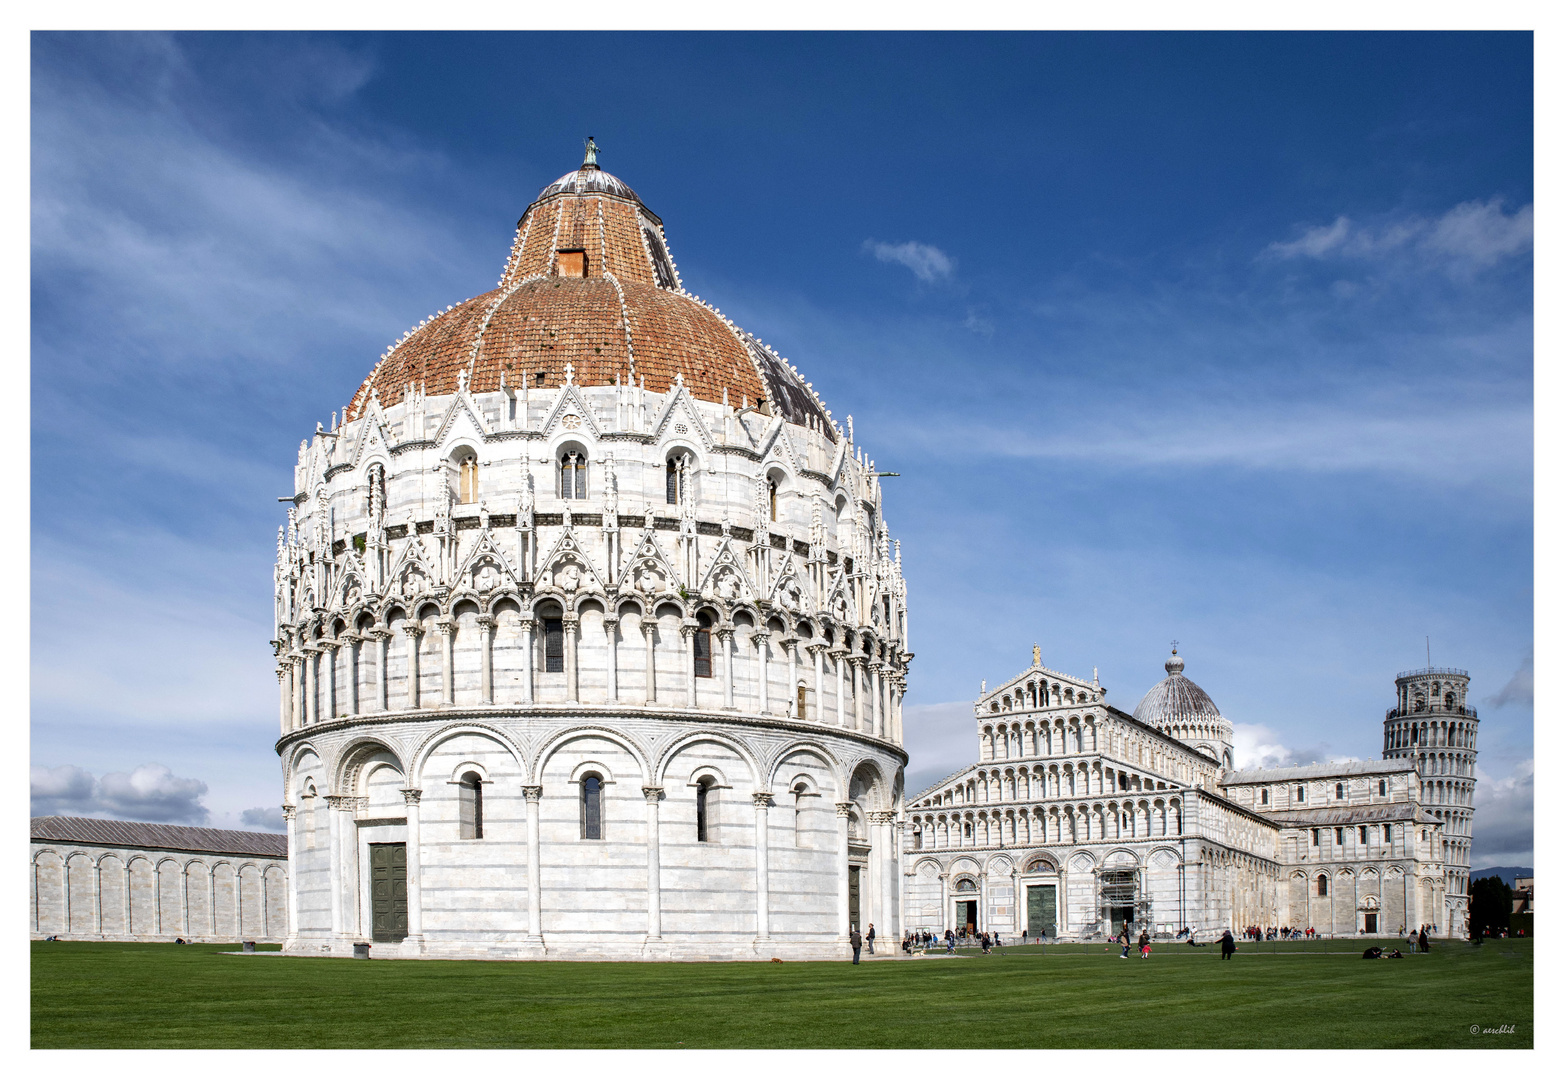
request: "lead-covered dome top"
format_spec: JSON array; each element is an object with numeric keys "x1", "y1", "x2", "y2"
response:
[
  {"x1": 1133, "y1": 648, "x2": 1224, "y2": 728},
  {"x1": 345, "y1": 142, "x2": 834, "y2": 438}
]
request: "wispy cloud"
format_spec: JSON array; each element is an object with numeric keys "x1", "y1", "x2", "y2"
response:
[
  {"x1": 863, "y1": 239, "x2": 955, "y2": 282},
  {"x1": 1486, "y1": 648, "x2": 1533, "y2": 709},
  {"x1": 1266, "y1": 198, "x2": 1532, "y2": 271},
  {"x1": 32, "y1": 763, "x2": 211, "y2": 824},
  {"x1": 241, "y1": 806, "x2": 286, "y2": 832},
  {"x1": 1472, "y1": 758, "x2": 1533, "y2": 865}
]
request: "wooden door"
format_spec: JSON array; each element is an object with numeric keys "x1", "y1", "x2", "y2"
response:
[
  {"x1": 1027, "y1": 884, "x2": 1057, "y2": 938},
  {"x1": 848, "y1": 866, "x2": 861, "y2": 931},
  {"x1": 370, "y1": 843, "x2": 407, "y2": 943}
]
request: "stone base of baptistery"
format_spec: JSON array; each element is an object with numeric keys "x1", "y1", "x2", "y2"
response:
[{"x1": 277, "y1": 703, "x2": 905, "y2": 965}]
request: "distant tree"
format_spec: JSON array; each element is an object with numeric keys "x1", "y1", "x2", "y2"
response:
[{"x1": 1469, "y1": 876, "x2": 1512, "y2": 935}]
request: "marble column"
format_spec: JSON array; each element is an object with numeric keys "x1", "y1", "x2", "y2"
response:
[
  {"x1": 282, "y1": 805, "x2": 299, "y2": 948},
  {"x1": 719, "y1": 627, "x2": 736, "y2": 710},
  {"x1": 343, "y1": 633, "x2": 360, "y2": 716},
  {"x1": 93, "y1": 859, "x2": 102, "y2": 935},
  {"x1": 373, "y1": 631, "x2": 390, "y2": 712},
  {"x1": 603, "y1": 615, "x2": 619, "y2": 703},
  {"x1": 682, "y1": 621, "x2": 698, "y2": 708},
  {"x1": 851, "y1": 658, "x2": 866, "y2": 732},
  {"x1": 476, "y1": 615, "x2": 495, "y2": 704},
  {"x1": 1011, "y1": 867, "x2": 1024, "y2": 938},
  {"x1": 810, "y1": 642, "x2": 825, "y2": 723},
  {"x1": 871, "y1": 662, "x2": 885, "y2": 738},
  {"x1": 403, "y1": 624, "x2": 422, "y2": 710},
  {"x1": 781, "y1": 635, "x2": 799, "y2": 715},
  {"x1": 518, "y1": 618, "x2": 535, "y2": 704},
  {"x1": 325, "y1": 794, "x2": 349, "y2": 941},
  {"x1": 563, "y1": 614, "x2": 580, "y2": 703},
  {"x1": 277, "y1": 665, "x2": 291, "y2": 734},
  {"x1": 180, "y1": 862, "x2": 191, "y2": 939},
  {"x1": 871, "y1": 810, "x2": 895, "y2": 942},
  {"x1": 939, "y1": 872, "x2": 950, "y2": 933},
  {"x1": 836, "y1": 801, "x2": 853, "y2": 942},
  {"x1": 642, "y1": 618, "x2": 657, "y2": 705},
  {"x1": 401, "y1": 788, "x2": 424, "y2": 949},
  {"x1": 323, "y1": 641, "x2": 338, "y2": 719},
  {"x1": 832, "y1": 648, "x2": 848, "y2": 727},
  {"x1": 438, "y1": 619, "x2": 456, "y2": 706},
  {"x1": 754, "y1": 792, "x2": 773, "y2": 941},
  {"x1": 524, "y1": 785, "x2": 544, "y2": 942},
  {"x1": 305, "y1": 647, "x2": 320, "y2": 726},
  {"x1": 643, "y1": 786, "x2": 664, "y2": 941},
  {"x1": 290, "y1": 654, "x2": 304, "y2": 730},
  {"x1": 752, "y1": 631, "x2": 770, "y2": 714}
]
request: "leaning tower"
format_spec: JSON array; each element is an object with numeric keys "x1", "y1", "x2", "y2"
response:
[{"x1": 1383, "y1": 667, "x2": 1477, "y2": 934}]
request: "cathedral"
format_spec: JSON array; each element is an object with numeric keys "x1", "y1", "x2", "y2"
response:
[
  {"x1": 272, "y1": 145, "x2": 909, "y2": 959},
  {"x1": 902, "y1": 648, "x2": 1476, "y2": 941}
]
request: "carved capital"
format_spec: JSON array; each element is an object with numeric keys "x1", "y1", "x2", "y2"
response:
[
  {"x1": 717, "y1": 627, "x2": 736, "y2": 644},
  {"x1": 522, "y1": 785, "x2": 543, "y2": 803},
  {"x1": 561, "y1": 615, "x2": 579, "y2": 631},
  {"x1": 401, "y1": 623, "x2": 423, "y2": 639},
  {"x1": 516, "y1": 617, "x2": 536, "y2": 633},
  {"x1": 281, "y1": 804, "x2": 297, "y2": 821},
  {"x1": 868, "y1": 810, "x2": 896, "y2": 825},
  {"x1": 401, "y1": 788, "x2": 423, "y2": 806},
  {"x1": 474, "y1": 614, "x2": 495, "y2": 630},
  {"x1": 324, "y1": 795, "x2": 355, "y2": 810},
  {"x1": 642, "y1": 785, "x2": 664, "y2": 803},
  {"x1": 752, "y1": 791, "x2": 775, "y2": 808},
  {"x1": 751, "y1": 630, "x2": 771, "y2": 645},
  {"x1": 835, "y1": 801, "x2": 856, "y2": 818},
  {"x1": 436, "y1": 618, "x2": 456, "y2": 637},
  {"x1": 602, "y1": 615, "x2": 620, "y2": 628}
]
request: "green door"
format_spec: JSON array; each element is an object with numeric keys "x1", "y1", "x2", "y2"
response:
[
  {"x1": 848, "y1": 866, "x2": 861, "y2": 931},
  {"x1": 1027, "y1": 884, "x2": 1057, "y2": 939},
  {"x1": 370, "y1": 842, "x2": 408, "y2": 943}
]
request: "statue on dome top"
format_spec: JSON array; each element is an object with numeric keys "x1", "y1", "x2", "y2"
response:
[{"x1": 583, "y1": 136, "x2": 600, "y2": 169}]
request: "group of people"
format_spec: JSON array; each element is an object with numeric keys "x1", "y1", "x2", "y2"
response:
[
  {"x1": 1116, "y1": 928, "x2": 1154, "y2": 959},
  {"x1": 847, "y1": 923, "x2": 876, "y2": 963},
  {"x1": 1241, "y1": 925, "x2": 1309, "y2": 940}
]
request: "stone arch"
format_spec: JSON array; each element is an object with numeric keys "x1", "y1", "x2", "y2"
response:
[
  {"x1": 334, "y1": 736, "x2": 408, "y2": 795},
  {"x1": 767, "y1": 739, "x2": 845, "y2": 800},
  {"x1": 655, "y1": 730, "x2": 761, "y2": 789},
  {"x1": 847, "y1": 758, "x2": 890, "y2": 811},
  {"x1": 409, "y1": 722, "x2": 528, "y2": 787},
  {"x1": 533, "y1": 725, "x2": 651, "y2": 786}
]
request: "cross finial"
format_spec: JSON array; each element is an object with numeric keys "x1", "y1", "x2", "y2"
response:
[
  {"x1": 583, "y1": 136, "x2": 599, "y2": 168},
  {"x1": 1171, "y1": 639, "x2": 1179, "y2": 655},
  {"x1": 563, "y1": 361, "x2": 575, "y2": 385}
]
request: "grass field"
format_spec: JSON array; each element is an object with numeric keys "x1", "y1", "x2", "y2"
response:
[{"x1": 31, "y1": 938, "x2": 1532, "y2": 1049}]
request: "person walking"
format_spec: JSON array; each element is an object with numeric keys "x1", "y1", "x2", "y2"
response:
[
  {"x1": 866, "y1": 923, "x2": 876, "y2": 955},
  {"x1": 850, "y1": 927, "x2": 863, "y2": 964},
  {"x1": 1119, "y1": 928, "x2": 1131, "y2": 959},
  {"x1": 946, "y1": 929, "x2": 955, "y2": 954},
  {"x1": 1418, "y1": 928, "x2": 1429, "y2": 953},
  {"x1": 1220, "y1": 928, "x2": 1236, "y2": 960},
  {"x1": 1138, "y1": 929, "x2": 1151, "y2": 959}
]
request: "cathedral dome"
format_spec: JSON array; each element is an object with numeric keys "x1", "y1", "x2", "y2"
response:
[
  {"x1": 345, "y1": 146, "x2": 834, "y2": 437},
  {"x1": 1133, "y1": 649, "x2": 1223, "y2": 729}
]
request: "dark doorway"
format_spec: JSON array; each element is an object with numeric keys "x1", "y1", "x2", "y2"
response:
[
  {"x1": 370, "y1": 842, "x2": 408, "y2": 942},
  {"x1": 1110, "y1": 905, "x2": 1135, "y2": 938},
  {"x1": 848, "y1": 866, "x2": 861, "y2": 931},
  {"x1": 1027, "y1": 884, "x2": 1057, "y2": 938},
  {"x1": 957, "y1": 899, "x2": 978, "y2": 935},
  {"x1": 1364, "y1": 913, "x2": 1378, "y2": 934}
]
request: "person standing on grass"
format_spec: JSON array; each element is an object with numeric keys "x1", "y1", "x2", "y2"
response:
[
  {"x1": 866, "y1": 923, "x2": 875, "y2": 954},
  {"x1": 1138, "y1": 929, "x2": 1151, "y2": 959},
  {"x1": 1220, "y1": 929, "x2": 1236, "y2": 960},
  {"x1": 1418, "y1": 928, "x2": 1428, "y2": 953},
  {"x1": 1119, "y1": 928, "x2": 1131, "y2": 959},
  {"x1": 850, "y1": 927, "x2": 863, "y2": 964}
]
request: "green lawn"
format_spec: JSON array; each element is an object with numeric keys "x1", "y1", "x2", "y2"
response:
[{"x1": 31, "y1": 938, "x2": 1532, "y2": 1049}]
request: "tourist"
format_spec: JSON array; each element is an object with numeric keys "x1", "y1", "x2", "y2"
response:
[
  {"x1": 1418, "y1": 928, "x2": 1428, "y2": 953},
  {"x1": 1220, "y1": 929, "x2": 1236, "y2": 960},
  {"x1": 866, "y1": 923, "x2": 876, "y2": 955},
  {"x1": 850, "y1": 927, "x2": 863, "y2": 964},
  {"x1": 1139, "y1": 929, "x2": 1151, "y2": 959},
  {"x1": 1119, "y1": 928, "x2": 1131, "y2": 959}
]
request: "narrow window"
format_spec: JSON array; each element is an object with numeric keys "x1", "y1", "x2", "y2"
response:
[
  {"x1": 459, "y1": 771, "x2": 484, "y2": 839},
  {"x1": 1383, "y1": 824, "x2": 1393, "y2": 842},
  {"x1": 1445, "y1": 691, "x2": 1456, "y2": 710},
  {"x1": 695, "y1": 778, "x2": 713, "y2": 842},
  {"x1": 1311, "y1": 827, "x2": 1319, "y2": 847},
  {"x1": 1260, "y1": 789, "x2": 1269, "y2": 805},
  {"x1": 1359, "y1": 825, "x2": 1368, "y2": 845},
  {"x1": 581, "y1": 774, "x2": 603, "y2": 839},
  {"x1": 1296, "y1": 785, "x2": 1305, "y2": 802},
  {"x1": 1378, "y1": 779, "x2": 1387, "y2": 796},
  {"x1": 458, "y1": 454, "x2": 479, "y2": 504},
  {"x1": 560, "y1": 451, "x2": 586, "y2": 500},
  {"x1": 693, "y1": 614, "x2": 713, "y2": 678},
  {"x1": 768, "y1": 478, "x2": 778, "y2": 521},
  {"x1": 1335, "y1": 782, "x2": 1344, "y2": 799},
  {"x1": 544, "y1": 617, "x2": 565, "y2": 673},
  {"x1": 796, "y1": 684, "x2": 808, "y2": 721},
  {"x1": 1334, "y1": 827, "x2": 1344, "y2": 845},
  {"x1": 665, "y1": 458, "x2": 684, "y2": 504},
  {"x1": 1317, "y1": 874, "x2": 1329, "y2": 897},
  {"x1": 557, "y1": 249, "x2": 586, "y2": 277}
]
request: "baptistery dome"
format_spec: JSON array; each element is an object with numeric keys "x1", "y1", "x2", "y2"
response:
[
  {"x1": 1132, "y1": 648, "x2": 1233, "y2": 768},
  {"x1": 271, "y1": 145, "x2": 908, "y2": 961}
]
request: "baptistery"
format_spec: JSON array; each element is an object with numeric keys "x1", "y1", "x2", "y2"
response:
[{"x1": 271, "y1": 144, "x2": 910, "y2": 959}]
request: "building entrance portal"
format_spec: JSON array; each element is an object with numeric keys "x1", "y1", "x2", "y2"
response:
[
  {"x1": 848, "y1": 865, "x2": 861, "y2": 932},
  {"x1": 1109, "y1": 905, "x2": 1135, "y2": 938},
  {"x1": 956, "y1": 899, "x2": 978, "y2": 935},
  {"x1": 1026, "y1": 884, "x2": 1058, "y2": 938},
  {"x1": 1364, "y1": 913, "x2": 1378, "y2": 934},
  {"x1": 369, "y1": 842, "x2": 407, "y2": 943}
]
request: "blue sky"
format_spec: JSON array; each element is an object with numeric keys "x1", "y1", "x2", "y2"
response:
[{"x1": 30, "y1": 32, "x2": 1533, "y2": 865}]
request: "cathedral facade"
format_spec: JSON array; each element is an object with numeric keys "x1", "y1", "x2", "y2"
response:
[
  {"x1": 272, "y1": 147, "x2": 909, "y2": 959},
  {"x1": 902, "y1": 649, "x2": 1473, "y2": 940}
]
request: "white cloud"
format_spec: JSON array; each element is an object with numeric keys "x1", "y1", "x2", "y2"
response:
[
  {"x1": 241, "y1": 806, "x2": 286, "y2": 832},
  {"x1": 31, "y1": 762, "x2": 210, "y2": 824},
  {"x1": 1266, "y1": 199, "x2": 1532, "y2": 271},
  {"x1": 1472, "y1": 758, "x2": 1532, "y2": 866},
  {"x1": 863, "y1": 239, "x2": 955, "y2": 282},
  {"x1": 902, "y1": 700, "x2": 978, "y2": 795},
  {"x1": 1486, "y1": 648, "x2": 1533, "y2": 709}
]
